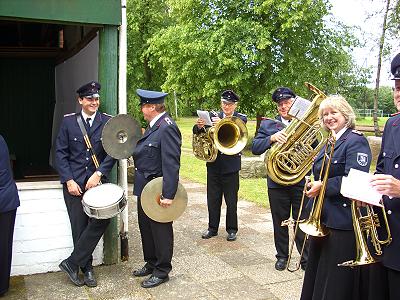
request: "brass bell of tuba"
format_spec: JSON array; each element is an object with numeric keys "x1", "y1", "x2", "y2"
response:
[
  {"x1": 338, "y1": 201, "x2": 392, "y2": 267},
  {"x1": 192, "y1": 116, "x2": 248, "y2": 162},
  {"x1": 265, "y1": 82, "x2": 328, "y2": 186}
]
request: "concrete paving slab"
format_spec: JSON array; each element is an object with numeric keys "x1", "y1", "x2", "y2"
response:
[{"x1": 4, "y1": 180, "x2": 305, "y2": 300}]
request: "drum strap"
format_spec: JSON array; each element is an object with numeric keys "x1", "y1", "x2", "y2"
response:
[{"x1": 77, "y1": 114, "x2": 100, "y2": 168}]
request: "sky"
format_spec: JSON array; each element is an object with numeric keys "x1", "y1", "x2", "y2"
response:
[{"x1": 330, "y1": 0, "x2": 399, "y2": 87}]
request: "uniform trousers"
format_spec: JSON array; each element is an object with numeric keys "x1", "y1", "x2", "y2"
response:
[
  {"x1": 300, "y1": 228, "x2": 369, "y2": 300},
  {"x1": 365, "y1": 262, "x2": 400, "y2": 300},
  {"x1": 63, "y1": 184, "x2": 110, "y2": 270},
  {"x1": 206, "y1": 170, "x2": 239, "y2": 234},
  {"x1": 0, "y1": 209, "x2": 16, "y2": 295},
  {"x1": 137, "y1": 196, "x2": 173, "y2": 279},
  {"x1": 268, "y1": 185, "x2": 308, "y2": 263}
]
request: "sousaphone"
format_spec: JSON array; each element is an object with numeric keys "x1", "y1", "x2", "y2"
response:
[{"x1": 141, "y1": 177, "x2": 188, "y2": 222}]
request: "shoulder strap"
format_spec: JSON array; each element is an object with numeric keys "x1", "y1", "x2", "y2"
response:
[{"x1": 76, "y1": 114, "x2": 100, "y2": 168}]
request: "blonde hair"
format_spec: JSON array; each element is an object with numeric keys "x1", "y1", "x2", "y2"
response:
[{"x1": 318, "y1": 95, "x2": 356, "y2": 130}]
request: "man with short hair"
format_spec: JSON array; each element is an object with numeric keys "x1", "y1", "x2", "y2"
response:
[
  {"x1": 194, "y1": 90, "x2": 247, "y2": 242},
  {"x1": 252, "y1": 87, "x2": 309, "y2": 271},
  {"x1": 55, "y1": 81, "x2": 116, "y2": 287},
  {"x1": 132, "y1": 89, "x2": 182, "y2": 288},
  {"x1": 369, "y1": 53, "x2": 400, "y2": 299}
]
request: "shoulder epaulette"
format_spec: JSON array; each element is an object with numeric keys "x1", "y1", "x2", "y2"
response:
[
  {"x1": 237, "y1": 112, "x2": 247, "y2": 117},
  {"x1": 390, "y1": 111, "x2": 400, "y2": 117},
  {"x1": 63, "y1": 112, "x2": 76, "y2": 117},
  {"x1": 261, "y1": 117, "x2": 272, "y2": 120},
  {"x1": 102, "y1": 112, "x2": 114, "y2": 117},
  {"x1": 164, "y1": 117, "x2": 173, "y2": 125},
  {"x1": 352, "y1": 129, "x2": 363, "y2": 136}
]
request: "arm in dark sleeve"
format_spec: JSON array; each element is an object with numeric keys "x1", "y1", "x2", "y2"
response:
[
  {"x1": 325, "y1": 135, "x2": 372, "y2": 198},
  {"x1": 161, "y1": 125, "x2": 182, "y2": 199},
  {"x1": 97, "y1": 155, "x2": 116, "y2": 177},
  {"x1": 55, "y1": 119, "x2": 74, "y2": 183},
  {"x1": 375, "y1": 121, "x2": 389, "y2": 174},
  {"x1": 251, "y1": 120, "x2": 279, "y2": 155},
  {"x1": 193, "y1": 124, "x2": 206, "y2": 134}
]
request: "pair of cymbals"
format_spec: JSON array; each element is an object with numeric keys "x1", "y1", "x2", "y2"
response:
[
  {"x1": 141, "y1": 177, "x2": 188, "y2": 222},
  {"x1": 102, "y1": 114, "x2": 142, "y2": 159}
]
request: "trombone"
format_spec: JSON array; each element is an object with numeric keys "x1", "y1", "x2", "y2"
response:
[
  {"x1": 281, "y1": 176, "x2": 310, "y2": 272},
  {"x1": 338, "y1": 200, "x2": 392, "y2": 267},
  {"x1": 282, "y1": 133, "x2": 336, "y2": 271}
]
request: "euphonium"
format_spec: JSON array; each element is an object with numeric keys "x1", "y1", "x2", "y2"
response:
[
  {"x1": 192, "y1": 115, "x2": 248, "y2": 162},
  {"x1": 338, "y1": 201, "x2": 392, "y2": 267},
  {"x1": 265, "y1": 82, "x2": 327, "y2": 185}
]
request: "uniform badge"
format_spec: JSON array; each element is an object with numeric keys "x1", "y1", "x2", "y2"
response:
[
  {"x1": 164, "y1": 117, "x2": 173, "y2": 125},
  {"x1": 357, "y1": 152, "x2": 369, "y2": 166},
  {"x1": 352, "y1": 129, "x2": 363, "y2": 136}
]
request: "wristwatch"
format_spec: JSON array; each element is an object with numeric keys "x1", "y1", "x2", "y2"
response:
[{"x1": 95, "y1": 170, "x2": 102, "y2": 177}]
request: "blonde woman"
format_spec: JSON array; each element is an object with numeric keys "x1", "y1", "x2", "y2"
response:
[{"x1": 300, "y1": 95, "x2": 371, "y2": 300}]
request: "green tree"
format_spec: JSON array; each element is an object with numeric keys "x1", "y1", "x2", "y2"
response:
[
  {"x1": 371, "y1": 0, "x2": 399, "y2": 135},
  {"x1": 126, "y1": 0, "x2": 170, "y2": 124},
  {"x1": 147, "y1": 0, "x2": 368, "y2": 122}
]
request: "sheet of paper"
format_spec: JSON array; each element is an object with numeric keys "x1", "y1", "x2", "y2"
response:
[
  {"x1": 197, "y1": 110, "x2": 213, "y2": 126},
  {"x1": 340, "y1": 168, "x2": 383, "y2": 207},
  {"x1": 289, "y1": 96, "x2": 311, "y2": 119}
]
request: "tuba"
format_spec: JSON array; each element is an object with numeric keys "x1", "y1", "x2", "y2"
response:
[
  {"x1": 192, "y1": 114, "x2": 248, "y2": 162},
  {"x1": 338, "y1": 201, "x2": 392, "y2": 267},
  {"x1": 265, "y1": 82, "x2": 327, "y2": 185}
]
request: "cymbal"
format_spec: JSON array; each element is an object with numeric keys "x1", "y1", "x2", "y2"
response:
[
  {"x1": 102, "y1": 114, "x2": 142, "y2": 159},
  {"x1": 141, "y1": 177, "x2": 188, "y2": 222}
]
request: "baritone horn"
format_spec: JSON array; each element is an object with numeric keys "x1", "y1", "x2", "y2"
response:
[
  {"x1": 338, "y1": 201, "x2": 392, "y2": 267},
  {"x1": 192, "y1": 115, "x2": 248, "y2": 162}
]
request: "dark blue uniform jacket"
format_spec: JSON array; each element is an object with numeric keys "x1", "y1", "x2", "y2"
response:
[
  {"x1": 0, "y1": 135, "x2": 20, "y2": 213},
  {"x1": 376, "y1": 114, "x2": 400, "y2": 271},
  {"x1": 252, "y1": 116, "x2": 305, "y2": 188},
  {"x1": 193, "y1": 111, "x2": 247, "y2": 175},
  {"x1": 55, "y1": 112, "x2": 116, "y2": 187},
  {"x1": 311, "y1": 128, "x2": 371, "y2": 230},
  {"x1": 133, "y1": 113, "x2": 182, "y2": 199}
]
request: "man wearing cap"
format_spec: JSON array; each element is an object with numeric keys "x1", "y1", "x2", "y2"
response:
[
  {"x1": 368, "y1": 53, "x2": 400, "y2": 298},
  {"x1": 131, "y1": 89, "x2": 181, "y2": 288},
  {"x1": 193, "y1": 89, "x2": 247, "y2": 242},
  {"x1": 55, "y1": 81, "x2": 116, "y2": 287},
  {"x1": 251, "y1": 87, "x2": 308, "y2": 271}
]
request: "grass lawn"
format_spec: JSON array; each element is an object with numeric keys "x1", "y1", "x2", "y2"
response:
[
  {"x1": 356, "y1": 116, "x2": 388, "y2": 127},
  {"x1": 175, "y1": 115, "x2": 382, "y2": 207},
  {"x1": 177, "y1": 117, "x2": 269, "y2": 207}
]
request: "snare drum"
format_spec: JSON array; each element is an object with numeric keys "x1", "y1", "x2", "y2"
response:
[{"x1": 82, "y1": 183, "x2": 126, "y2": 219}]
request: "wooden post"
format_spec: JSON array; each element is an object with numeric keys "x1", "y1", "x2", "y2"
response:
[{"x1": 98, "y1": 25, "x2": 119, "y2": 265}]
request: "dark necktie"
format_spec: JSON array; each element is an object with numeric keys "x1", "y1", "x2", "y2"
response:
[{"x1": 86, "y1": 117, "x2": 92, "y2": 128}]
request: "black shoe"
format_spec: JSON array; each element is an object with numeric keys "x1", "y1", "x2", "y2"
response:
[
  {"x1": 141, "y1": 275, "x2": 169, "y2": 288},
  {"x1": 133, "y1": 266, "x2": 153, "y2": 277},
  {"x1": 227, "y1": 232, "x2": 237, "y2": 241},
  {"x1": 274, "y1": 258, "x2": 287, "y2": 271},
  {"x1": 84, "y1": 270, "x2": 97, "y2": 287},
  {"x1": 201, "y1": 230, "x2": 217, "y2": 239},
  {"x1": 59, "y1": 259, "x2": 84, "y2": 286}
]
